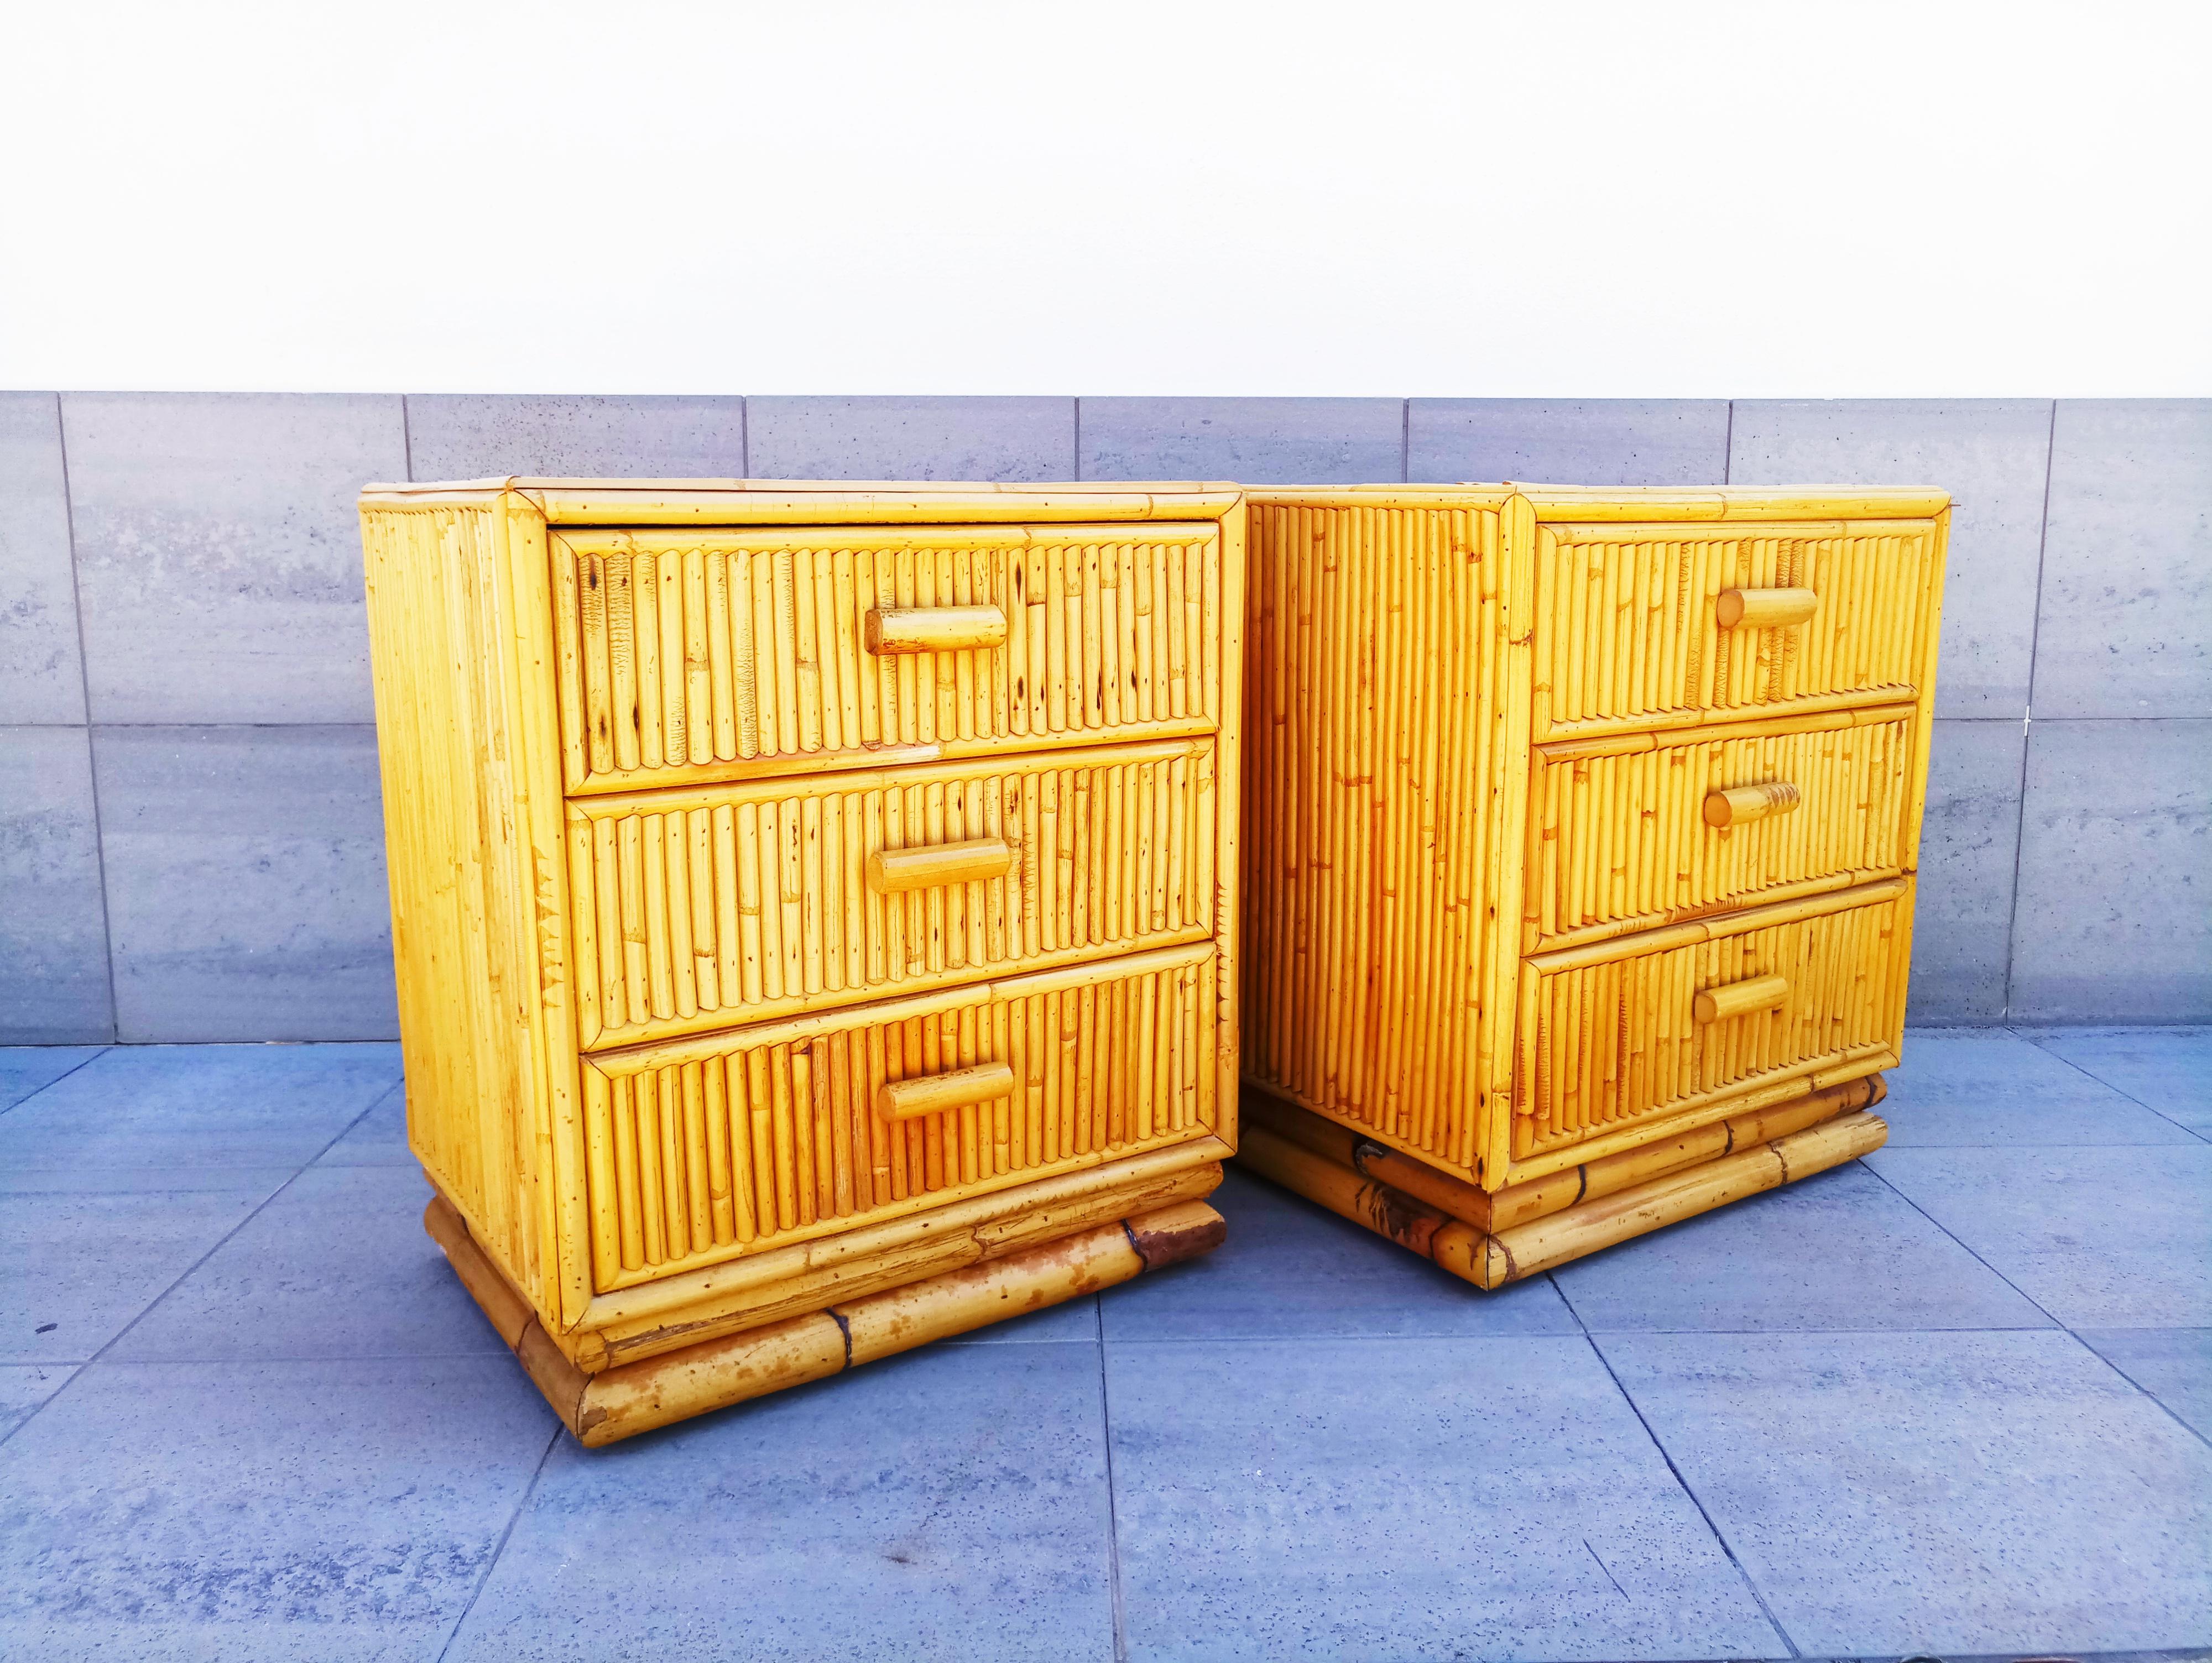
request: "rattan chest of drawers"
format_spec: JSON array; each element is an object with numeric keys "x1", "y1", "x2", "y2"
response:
[
  {"x1": 359, "y1": 479, "x2": 1245, "y2": 1442},
  {"x1": 1236, "y1": 484, "x2": 1947, "y2": 1281}
]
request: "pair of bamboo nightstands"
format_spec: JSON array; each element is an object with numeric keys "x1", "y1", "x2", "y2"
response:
[{"x1": 360, "y1": 478, "x2": 1945, "y2": 1443}]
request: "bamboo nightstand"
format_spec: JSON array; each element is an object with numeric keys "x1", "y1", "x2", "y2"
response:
[
  {"x1": 359, "y1": 480, "x2": 1244, "y2": 1442},
  {"x1": 1237, "y1": 484, "x2": 1947, "y2": 1282}
]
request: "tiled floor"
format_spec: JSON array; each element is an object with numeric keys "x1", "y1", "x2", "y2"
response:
[{"x1": 1, "y1": 1029, "x2": 2206, "y2": 1662}]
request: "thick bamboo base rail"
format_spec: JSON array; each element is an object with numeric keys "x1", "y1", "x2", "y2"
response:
[
  {"x1": 1237, "y1": 1076, "x2": 1888, "y2": 1287},
  {"x1": 427, "y1": 1192, "x2": 1223, "y2": 1446}
]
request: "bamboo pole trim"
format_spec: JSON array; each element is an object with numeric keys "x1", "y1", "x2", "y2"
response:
[
  {"x1": 1524, "y1": 877, "x2": 1907, "y2": 974},
  {"x1": 1535, "y1": 699, "x2": 1918, "y2": 762},
  {"x1": 1245, "y1": 1074, "x2": 1884, "y2": 1234},
  {"x1": 1237, "y1": 1096, "x2": 1888, "y2": 1289},
  {"x1": 482, "y1": 1199, "x2": 1223, "y2": 1446}
]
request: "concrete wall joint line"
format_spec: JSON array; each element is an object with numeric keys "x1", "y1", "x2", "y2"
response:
[{"x1": 54, "y1": 392, "x2": 121, "y2": 1044}]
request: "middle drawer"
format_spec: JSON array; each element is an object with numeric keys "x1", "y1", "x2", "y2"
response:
[
  {"x1": 567, "y1": 738, "x2": 1219, "y2": 1048},
  {"x1": 1528, "y1": 707, "x2": 1916, "y2": 950}
]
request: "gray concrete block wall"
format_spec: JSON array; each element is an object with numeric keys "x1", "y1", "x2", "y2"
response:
[{"x1": 2, "y1": 394, "x2": 2204, "y2": 1042}]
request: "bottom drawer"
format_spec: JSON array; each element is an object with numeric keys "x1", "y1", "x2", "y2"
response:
[
  {"x1": 578, "y1": 942, "x2": 1220, "y2": 1291},
  {"x1": 1512, "y1": 880, "x2": 1907, "y2": 1166}
]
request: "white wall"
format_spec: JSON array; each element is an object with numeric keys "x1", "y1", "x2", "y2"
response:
[{"x1": 3, "y1": 1, "x2": 2206, "y2": 396}]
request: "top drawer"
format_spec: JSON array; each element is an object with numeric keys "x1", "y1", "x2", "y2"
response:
[
  {"x1": 1535, "y1": 520, "x2": 1940, "y2": 738},
  {"x1": 550, "y1": 524, "x2": 1225, "y2": 794}
]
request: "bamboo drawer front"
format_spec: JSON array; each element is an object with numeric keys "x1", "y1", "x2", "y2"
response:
[
  {"x1": 580, "y1": 944, "x2": 1219, "y2": 1290},
  {"x1": 566, "y1": 738, "x2": 1218, "y2": 1047},
  {"x1": 360, "y1": 480, "x2": 1244, "y2": 1442},
  {"x1": 551, "y1": 523, "x2": 1225, "y2": 794},
  {"x1": 1239, "y1": 484, "x2": 1942, "y2": 1274},
  {"x1": 1528, "y1": 706, "x2": 1913, "y2": 950},
  {"x1": 1512, "y1": 881, "x2": 1908, "y2": 1167},
  {"x1": 1535, "y1": 517, "x2": 1939, "y2": 738}
]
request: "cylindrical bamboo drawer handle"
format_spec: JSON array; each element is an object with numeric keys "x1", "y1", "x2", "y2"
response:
[
  {"x1": 866, "y1": 836, "x2": 1014, "y2": 895},
  {"x1": 864, "y1": 605, "x2": 1008, "y2": 655},
  {"x1": 876, "y1": 1060, "x2": 1016, "y2": 1122},
  {"x1": 1715, "y1": 587, "x2": 1818, "y2": 629},
  {"x1": 1703, "y1": 781, "x2": 1803, "y2": 828},
  {"x1": 1693, "y1": 974, "x2": 1791, "y2": 1024}
]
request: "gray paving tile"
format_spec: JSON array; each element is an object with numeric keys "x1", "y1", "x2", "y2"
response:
[
  {"x1": 0, "y1": 1181, "x2": 284, "y2": 1363},
  {"x1": 404, "y1": 393, "x2": 746, "y2": 481},
  {"x1": 1599, "y1": 1329, "x2": 2212, "y2": 1655},
  {"x1": 313, "y1": 1082, "x2": 412, "y2": 1166},
  {"x1": 445, "y1": 1341, "x2": 1115, "y2": 1663},
  {"x1": 1729, "y1": 399, "x2": 2053, "y2": 718},
  {"x1": 1107, "y1": 1336, "x2": 1782, "y2": 1662},
  {"x1": 1407, "y1": 398, "x2": 1729, "y2": 486},
  {"x1": 0, "y1": 391, "x2": 83, "y2": 724},
  {"x1": 113, "y1": 1167, "x2": 504, "y2": 1363},
  {"x1": 0, "y1": 1355, "x2": 554, "y2": 1661},
  {"x1": 0, "y1": 728, "x2": 113, "y2": 1044},
  {"x1": 1906, "y1": 718, "x2": 2026, "y2": 1024},
  {"x1": 2022, "y1": 1024, "x2": 2212, "y2": 1136},
  {"x1": 0, "y1": 1042, "x2": 400, "y2": 1171},
  {"x1": 1867, "y1": 1143, "x2": 2212, "y2": 1327},
  {"x1": 1079, "y1": 396, "x2": 1403, "y2": 486},
  {"x1": 0, "y1": 1363, "x2": 75, "y2": 1441},
  {"x1": 1552, "y1": 1160, "x2": 2051, "y2": 1333},
  {"x1": 2009, "y1": 718, "x2": 2211, "y2": 1024},
  {"x1": 1884, "y1": 1028, "x2": 2200, "y2": 1146},
  {"x1": 2034, "y1": 399, "x2": 2212, "y2": 719},
  {"x1": 1100, "y1": 1167, "x2": 1577, "y2": 1342},
  {"x1": 0, "y1": 1045, "x2": 104, "y2": 1112},
  {"x1": 747, "y1": 395, "x2": 1074, "y2": 482},
  {"x1": 93, "y1": 725, "x2": 399, "y2": 1042},
  {"x1": 61, "y1": 391, "x2": 406, "y2": 725},
  {"x1": 2076, "y1": 1327, "x2": 2212, "y2": 1441}
]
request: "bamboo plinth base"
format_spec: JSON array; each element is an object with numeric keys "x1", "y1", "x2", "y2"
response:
[
  {"x1": 1237, "y1": 1075, "x2": 1888, "y2": 1287},
  {"x1": 426, "y1": 1194, "x2": 1224, "y2": 1446}
]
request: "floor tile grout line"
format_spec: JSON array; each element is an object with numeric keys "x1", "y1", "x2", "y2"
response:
[
  {"x1": 435, "y1": 1423, "x2": 562, "y2": 1663},
  {"x1": 2008, "y1": 1028, "x2": 2212, "y2": 1145},
  {"x1": 1550, "y1": 1270, "x2": 1803, "y2": 1658},
  {"x1": 0, "y1": 1081, "x2": 398, "y2": 1455},
  {"x1": 0, "y1": 1044, "x2": 113, "y2": 1118},
  {"x1": 2065, "y1": 1340, "x2": 2212, "y2": 1455},
  {"x1": 27, "y1": 1351, "x2": 517, "y2": 1367},
  {"x1": 1858, "y1": 1157, "x2": 2072, "y2": 1332},
  {"x1": 1096, "y1": 1319, "x2": 2076, "y2": 1346},
  {"x1": 1582, "y1": 1325, "x2": 1804, "y2": 1660},
  {"x1": 1097, "y1": 1336, "x2": 1130, "y2": 1663}
]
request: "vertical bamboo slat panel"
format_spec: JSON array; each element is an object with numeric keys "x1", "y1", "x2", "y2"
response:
[
  {"x1": 1536, "y1": 523, "x2": 1937, "y2": 734},
  {"x1": 360, "y1": 499, "x2": 549, "y2": 1290},
  {"x1": 551, "y1": 525, "x2": 1224, "y2": 793},
  {"x1": 1240, "y1": 501, "x2": 1519, "y2": 1183},
  {"x1": 1529, "y1": 712, "x2": 1913, "y2": 946},
  {"x1": 1515, "y1": 883, "x2": 1908, "y2": 1160},
  {"x1": 567, "y1": 740, "x2": 1218, "y2": 1046},
  {"x1": 578, "y1": 944, "x2": 1218, "y2": 1291}
]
